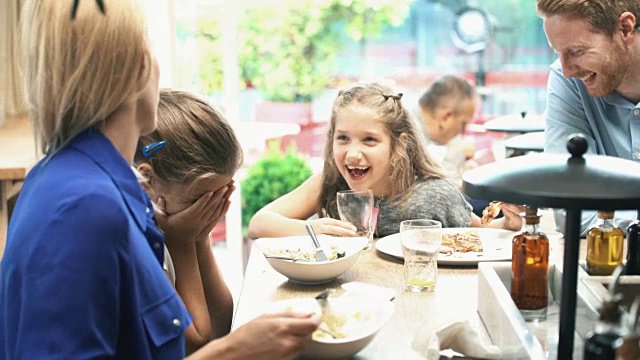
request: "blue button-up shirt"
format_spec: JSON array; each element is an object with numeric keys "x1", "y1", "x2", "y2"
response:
[
  {"x1": 545, "y1": 60, "x2": 640, "y2": 235},
  {"x1": 0, "y1": 129, "x2": 192, "y2": 359}
]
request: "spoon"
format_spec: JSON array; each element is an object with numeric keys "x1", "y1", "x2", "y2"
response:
[
  {"x1": 263, "y1": 255, "x2": 309, "y2": 262},
  {"x1": 314, "y1": 289, "x2": 338, "y2": 339},
  {"x1": 315, "y1": 326, "x2": 338, "y2": 339}
]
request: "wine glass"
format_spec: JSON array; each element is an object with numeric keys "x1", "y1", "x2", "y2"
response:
[{"x1": 336, "y1": 189, "x2": 374, "y2": 250}]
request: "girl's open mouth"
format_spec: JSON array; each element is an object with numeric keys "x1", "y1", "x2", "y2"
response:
[{"x1": 346, "y1": 165, "x2": 370, "y2": 180}]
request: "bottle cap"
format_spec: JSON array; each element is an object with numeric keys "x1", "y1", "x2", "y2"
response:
[{"x1": 523, "y1": 206, "x2": 540, "y2": 224}]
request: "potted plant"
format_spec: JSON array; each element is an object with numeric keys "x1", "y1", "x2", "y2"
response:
[{"x1": 241, "y1": 142, "x2": 313, "y2": 231}]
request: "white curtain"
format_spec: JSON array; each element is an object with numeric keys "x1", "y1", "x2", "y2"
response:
[{"x1": 0, "y1": 0, "x2": 28, "y2": 124}]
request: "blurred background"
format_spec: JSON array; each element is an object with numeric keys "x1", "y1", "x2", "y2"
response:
[{"x1": 0, "y1": 0, "x2": 556, "y2": 299}]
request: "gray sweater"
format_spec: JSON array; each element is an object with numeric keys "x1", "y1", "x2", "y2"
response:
[{"x1": 372, "y1": 178, "x2": 472, "y2": 238}]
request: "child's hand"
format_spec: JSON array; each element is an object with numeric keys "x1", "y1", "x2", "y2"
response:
[
  {"x1": 307, "y1": 218, "x2": 358, "y2": 237},
  {"x1": 499, "y1": 203, "x2": 525, "y2": 231},
  {"x1": 156, "y1": 181, "x2": 235, "y2": 246}
]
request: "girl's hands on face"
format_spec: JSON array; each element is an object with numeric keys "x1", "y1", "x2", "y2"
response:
[
  {"x1": 307, "y1": 218, "x2": 357, "y2": 237},
  {"x1": 156, "y1": 180, "x2": 236, "y2": 246}
]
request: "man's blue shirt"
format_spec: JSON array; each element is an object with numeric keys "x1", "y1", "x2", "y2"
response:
[
  {"x1": 0, "y1": 129, "x2": 192, "y2": 359},
  {"x1": 545, "y1": 60, "x2": 640, "y2": 235}
]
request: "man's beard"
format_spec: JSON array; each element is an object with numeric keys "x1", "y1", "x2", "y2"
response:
[{"x1": 586, "y1": 45, "x2": 632, "y2": 97}]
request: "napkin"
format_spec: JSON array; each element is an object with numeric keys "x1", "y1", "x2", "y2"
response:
[
  {"x1": 412, "y1": 318, "x2": 502, "y2": 360},
  {"x1": 340, "y1": 282, "x2": 396, "y2": 302}
]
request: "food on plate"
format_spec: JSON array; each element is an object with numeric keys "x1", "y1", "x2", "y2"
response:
[
  {"x1": 268, "y1": 245, "x2": 346, "y2": 262},
  {"x1": 481, "y1": 201, "x2": 502, "y2": 227},
  {"x1": 441, "y1": 232, "x2": 483, "y2": 253},
  {"x1": 312, "y1": 310, "x2": 372, "y2": 340}
]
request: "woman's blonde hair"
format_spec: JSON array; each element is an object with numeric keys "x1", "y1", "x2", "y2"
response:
[
  {"x1": 21, "y1": 0, "x2": 152, "y2": 155},
  {"x1": 317, "y1": 82, "x2": 444, "y2": 217},
  {"x1": 136, "y1": 89, "x2": 243, "y2": 186}
]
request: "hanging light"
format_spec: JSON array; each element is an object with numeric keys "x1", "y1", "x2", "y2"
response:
[{"x1": 451, "y1": 6, "x2": 492, "y2": 54}]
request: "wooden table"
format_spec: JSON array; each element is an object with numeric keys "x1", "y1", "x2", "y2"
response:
[
  {"x1": 234, "y1": 243, "x2": 500, "y2": 359},
  {"x1": 0, "y1": 114, "x2": 39, "y2": 258},
  {"x1": 233, "y1": 212, "x2": 563, "y2": 359}
]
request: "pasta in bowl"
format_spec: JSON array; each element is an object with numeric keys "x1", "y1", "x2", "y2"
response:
[
  {"x1": 266, "y1": 296, "x2": 394, "y2": 359},
  {"x1": 255, "y1": 235, "x2": 368, "y2": 284}
]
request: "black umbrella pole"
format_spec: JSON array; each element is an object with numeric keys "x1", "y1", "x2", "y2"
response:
[{"x1": 557, "y1": 209, "x2": 581, "y2": 359}]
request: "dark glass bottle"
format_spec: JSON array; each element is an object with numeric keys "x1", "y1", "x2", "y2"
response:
[
  {"x1": 511, "y1": 206, "x2": 549, "y2": 321},
  {"x1": 625, "y1": 221, "x2": 640, "y2": 275},
  {"x1": 586, "y1": 211, "x2": 624, "y2": 276},
  {"x1": 584, "y1": 265, "x2": 626, "y2": 360}
]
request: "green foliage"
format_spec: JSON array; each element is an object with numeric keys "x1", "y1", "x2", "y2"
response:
[
  {"x1": 195, "y1": 19, "x2": 223, "y2": 95},
  {"x1": 328, "y1": 0, "x2": 414, "y2": 42},
  {"x1": 241, "y1": 142, "x2": 313, "y2": 229},
  {"x1": 192, "y1": 1, "x2": 414, "y2": 98},
  {"x1": 240, "y1": 2, "x2": 344, "y2": 102}
]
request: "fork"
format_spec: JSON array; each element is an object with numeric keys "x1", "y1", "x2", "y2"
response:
[
  {"x1": 314, "y1": 289, "x2": 338, "y2": 339},
  {"x1": 306, "y1": 224, "x2": 329, "y2": 262}
]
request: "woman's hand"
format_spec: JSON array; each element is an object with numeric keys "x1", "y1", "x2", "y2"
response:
[
  {"x1": 205, "y1": 312, "x2": 320, "y2": 360},
  {"x1": 307, "y1": 218, "x2": 358, "y2": 237},
  {"x1": 156, "y1": 181, "x2": 235, "y2": 245}
]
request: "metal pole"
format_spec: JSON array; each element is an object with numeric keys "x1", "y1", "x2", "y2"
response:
[{"x1": 557, "y1": 209, "x2": 582, "y2": 359}]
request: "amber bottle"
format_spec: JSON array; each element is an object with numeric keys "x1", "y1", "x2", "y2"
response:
[
  {"x1": 511, "y1": 206, "x2": 549, "y2": 321},
  {"x1": 586, "y1": 211, "x2": 624, "y2": 276}
]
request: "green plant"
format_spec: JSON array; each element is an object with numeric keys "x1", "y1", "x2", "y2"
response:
[
  {"x1": 195, "y1": 19, "x2": 223, "y2": 95},
  {"x1": 240, "y1": 1, "x2": 344, "y2": 102},
  {"x1": 191, "y1": 0, "x2": 415, "y2": 98},
  {"x1": 241, "y1": 142, "x2": 313, "y2": 229}
]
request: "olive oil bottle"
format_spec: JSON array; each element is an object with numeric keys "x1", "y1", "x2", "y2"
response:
[
  {"x1": 511, "y1": 206, "x2": 549, "y2": 321},
  {"x1": 586, "y1": 211, "x2": 624, "y2": 276}
]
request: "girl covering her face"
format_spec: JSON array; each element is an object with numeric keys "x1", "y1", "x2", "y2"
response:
[{"x1": 136, "y1": 89, "x2": 242, "y2": 353}]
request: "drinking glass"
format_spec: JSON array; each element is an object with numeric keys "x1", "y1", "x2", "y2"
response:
[
  {"x1": 336, "y1": 189, "x2": 374, "y2": 250},
  {"x1": 400, "y1": 219, "x2": 442, "y2": 293}
]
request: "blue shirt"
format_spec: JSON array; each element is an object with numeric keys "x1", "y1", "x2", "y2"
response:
[
  {"x1": 0, "y1": 129, "x2": 192, "y2": 359},
  {"x1": 545, "y1": 60, "x2": 640, "y2": 236}
]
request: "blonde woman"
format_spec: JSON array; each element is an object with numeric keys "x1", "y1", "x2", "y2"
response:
[
  {"x1": 0, "y1": 1, "x2": 318, "y2": 359},
  {"x1": 249, "y1": 82, "x2": 523, "y2": 239}
]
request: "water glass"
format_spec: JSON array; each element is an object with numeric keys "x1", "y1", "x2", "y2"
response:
[
  {"x1": 400, "y1": 219, "x2": 442, "y2": 293},
  {"x1": 336, "y1": 189, "x2": 374, "y2": 250}
]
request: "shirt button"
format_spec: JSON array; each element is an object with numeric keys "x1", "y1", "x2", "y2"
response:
[
  {"x1": 153, "y1": 242, "x2": 161, "y2": 249},
  {"x1": 173, "y1": 319, "x2": 181, "y2": 327},
  {"x1": 634, "y1": 109, "x2": 640, "y2": 116},
  {"x1": 146, "y1": 207, "x2": 151, "y2": 213}
]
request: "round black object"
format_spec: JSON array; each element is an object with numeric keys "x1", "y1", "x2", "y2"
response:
[{"x1": 462, "y1": 133, "x2": 640, "y2": 210}]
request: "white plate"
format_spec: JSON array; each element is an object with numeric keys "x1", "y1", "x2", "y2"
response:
[{"x1": 375, "y1": 228, "x2": 515, "y2": 266}]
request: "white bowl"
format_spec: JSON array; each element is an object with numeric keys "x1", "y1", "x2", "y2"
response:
[
  {"x1": 255, "y1": 235, "x2": 368, "y2": 284},
  {"x1": 267, "y1": 297, "x2": 394, "y2": 359}
]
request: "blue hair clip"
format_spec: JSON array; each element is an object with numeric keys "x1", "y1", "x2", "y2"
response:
[{"x1": 142, "y1": 141, "x2": 167, "y2": 158}]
